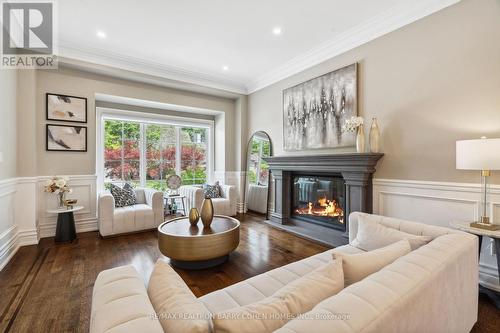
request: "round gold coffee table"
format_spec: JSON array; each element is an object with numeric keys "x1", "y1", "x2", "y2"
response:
[{"x1": 158, "y1": 215, "x2": 240, "y2": 269}]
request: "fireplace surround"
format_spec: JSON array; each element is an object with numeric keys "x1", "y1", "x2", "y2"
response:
[{"x1": 265, "y1": 153, "x2": 383, "y2": 242}]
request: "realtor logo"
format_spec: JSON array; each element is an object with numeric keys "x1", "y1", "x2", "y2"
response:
[{"x1": 1, "y1": 0, "x2": 57, "y2": 68}]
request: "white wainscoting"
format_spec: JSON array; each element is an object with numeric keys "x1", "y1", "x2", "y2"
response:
[
  {"x1": 0, "y1": 178, "x2": 38, "y2": 270},
  {"x1": 373, "y1": 178, "x2": 500, "y2": 291},
  {"x1": 37, "y1": 175, "x2": 98, "y2": 238},
  {"x1": 0, "y1": 175, "x2": 97, "y2": 271}
]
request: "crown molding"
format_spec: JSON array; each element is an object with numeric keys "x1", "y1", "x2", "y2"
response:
[
  {"x1": 56, "y1": 0, "x2": 460, "y2": 96},
  {"x1": 245, "y1": 0, "x2": 461, "y2": 93},
  {"x1": 57, "y1": 42, "x2": 248, "y2": 95}
]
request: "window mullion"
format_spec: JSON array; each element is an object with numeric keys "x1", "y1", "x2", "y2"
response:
[
  {"x1": 176, "y1": 127, "x2": 181, "y2": 178},
  {"x1": 140, "y1": 123, "x2": 146, "y2": 188},
  {"x1": 121, "y1": 122, "x2": 124, "y2": 182}
]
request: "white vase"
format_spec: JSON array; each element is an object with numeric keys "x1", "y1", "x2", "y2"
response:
[
  {"x1": 356, "y1": 125, "x2": 365, "y2": 153},
  {"x1": 369, "y1": 118, "x2": 381, "y2": 153}
]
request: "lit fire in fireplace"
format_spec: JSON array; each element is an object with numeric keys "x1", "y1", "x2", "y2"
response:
[{"x1": 295, "y1": 197, "x2": 344, "y2": 223}]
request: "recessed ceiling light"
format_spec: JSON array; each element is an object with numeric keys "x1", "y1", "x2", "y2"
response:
[
  {"x1": 272, "y1": 27, "x2": 282, "y2": 35},
  {"x1": 222, "y1": 65, "x2": 229, "y2": 71},
  {"x1": 96, "y1": 30, "x2": 107, "y2": 39}
]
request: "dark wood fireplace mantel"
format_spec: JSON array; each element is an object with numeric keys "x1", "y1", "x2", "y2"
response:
[{"x1": 264, "y1": 153, "x2": 384, "y2": 240}]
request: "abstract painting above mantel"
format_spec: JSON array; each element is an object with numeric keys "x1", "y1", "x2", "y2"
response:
[{"x1": 283, "y1": 63, "x2": 357, "y2": 151}]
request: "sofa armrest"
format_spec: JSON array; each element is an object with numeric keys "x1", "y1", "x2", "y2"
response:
[
  {"x1": 220, "y1": 185, "x2": 237, "y2": 216},
  {"x1": 142, "y1": 188, "x2": 164, "y2": 226},
  {"x1": 98, "y1": 192, "x2": 115, "y2": 236},
  {"x1": 179, "y1": 185, "x2": 204, "y2": 212},
  {"x1": 91, "y1": 265, "x2": 164, "y2": 333}
]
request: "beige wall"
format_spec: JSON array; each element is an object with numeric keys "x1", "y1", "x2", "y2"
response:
[
  {"x1": 17, "y1": 67, "x2": 242, "y2": 177},
  {"x1": 247, "y1": 0, "x2": 500, "y2": 184},
  {"x1": 0, "y1": 70, "x2": 17, "y2": 180}
]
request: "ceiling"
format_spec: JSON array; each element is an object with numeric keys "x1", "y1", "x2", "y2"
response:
[{"x1": 57, "y1": 0, "x2": 459, "y2": 94}]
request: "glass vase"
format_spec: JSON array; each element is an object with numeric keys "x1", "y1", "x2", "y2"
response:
[{"x1": 58, "y1": 192, "x2": 66, "y2": 209}]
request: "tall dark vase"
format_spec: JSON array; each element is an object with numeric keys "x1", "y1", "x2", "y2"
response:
[{"x1": 200, "y1": 198, "x2": 214, "y2": 228}]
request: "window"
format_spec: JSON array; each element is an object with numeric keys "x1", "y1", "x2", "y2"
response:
[
  {"x1": 181, "y1": 127, "x2": 207, "y2": 185},
  {"x1": 100, "y1": 110, "x2": 213, "y2": 191},
  {"x1": 145, "y1": 124, "x2": 177, "y2": 190},
  {"x1": 248, "y1": 136, "x2": 271, "y2": 186},
  {"x1": 103, "y1": 120, "x2": 141, "y2": 187}
]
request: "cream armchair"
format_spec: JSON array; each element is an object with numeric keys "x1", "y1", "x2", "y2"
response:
[
  {"x1": 179, "y1": 184, "x2": 237, "y2": 216},
  {"x1": 98, "y1": 187, "x2": 164, "y2": 237}
]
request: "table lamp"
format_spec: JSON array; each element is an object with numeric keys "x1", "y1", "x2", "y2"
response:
[{"x1": 456, "y1": 137, "x2": 500, "y2": 230}]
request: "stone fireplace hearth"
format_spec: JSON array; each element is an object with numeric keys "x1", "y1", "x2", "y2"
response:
[{"x1": 264, "y1": 153, "x2": 383, "y2": 246}]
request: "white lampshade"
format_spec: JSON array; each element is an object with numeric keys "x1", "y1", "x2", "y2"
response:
[{"x1": 456, "y1": 138, "x2": 500, "y2": 170}]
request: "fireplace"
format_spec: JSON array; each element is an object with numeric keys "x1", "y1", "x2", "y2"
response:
[
  {"x1": 264, "y1": 153, "x2": 383, "y2": 244},
  {"x1": 292, "y1": 174, "x2": 345, "y2": 230}
]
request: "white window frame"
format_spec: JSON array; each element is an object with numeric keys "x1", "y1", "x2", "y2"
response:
[{"x1": 96, "y1": 107, "x2": 214, "y2": 192}]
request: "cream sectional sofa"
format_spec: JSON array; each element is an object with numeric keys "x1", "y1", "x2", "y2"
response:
[{"x1": 90, "y1": 212, "x2": 478, "y2": 333}]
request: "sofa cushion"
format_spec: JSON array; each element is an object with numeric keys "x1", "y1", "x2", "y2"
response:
[
  {"x1": 333, "y1": 239, "x2": 411, "y2": 286},
  {"x1": 110, "y1": 183, "x2": 137, "y2": 207},
  {"x1": 91, "y1": 265, "x2": 163, "y2": 333},
  {"x1": 112, "y1": 204, "x2": 154, "y2": 234},
  {"x1": 213, "y1": 259, "x2": 344, "y2": 333},
  {"x1": 203, "y1": 181, "x2": 222, "y2": 198},
  {"x1": 147, "y1": 260, "x2": 211, "y2": 333},
  {"x1": 351, "y1": 214, "x2": 432, "y2": 251},
  {"x1": 199, "y1": 248, "x2": 336, "y2": 314}
]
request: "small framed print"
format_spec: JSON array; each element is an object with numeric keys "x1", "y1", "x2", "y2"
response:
[
  {"x1": 46, "y1": 93, "x2": 87, "y2": 123},
  {"x1": 46, "y1": 124, "x2": 87, "y2": 152}
]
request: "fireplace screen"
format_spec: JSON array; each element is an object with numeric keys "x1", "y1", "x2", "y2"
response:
[{"x1": 292, "y1": 175, "x2": 345, "y2": 228}]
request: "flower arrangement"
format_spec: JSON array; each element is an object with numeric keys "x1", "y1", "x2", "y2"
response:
[
  {"x1": 342, "y1": 116, "x2": 364, "y2": 133},
  {"x1": 44, "y1": 176, "x2": 72, "y2": 194},
  {"x1": 45, "y1": 176, "x2": 73, "y2": 208}
]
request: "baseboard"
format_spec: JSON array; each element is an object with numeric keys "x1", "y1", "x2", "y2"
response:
[
  {"x1": 38, "y1": 218, "x2": 98, "y2": 238},
  {"x1": 0, "y1": 226, "x2": 19, "y2": 271},
  {"x1": 0, "y1": 226, "x2": 38, "y2": 271},
  {"x1": 18, "y1": 229, "x2": 39, "y2": 246}
]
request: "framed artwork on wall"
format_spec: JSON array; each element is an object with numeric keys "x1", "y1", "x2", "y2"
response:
[
  {"x1": 46, "y1": 93, "x2": 87, "y2": 123},
  {"x1": 46, "y1": 124, "x2": 87, "y2": 152},
  {"x1": 282, "y1": 63, "x2": 357, "y2": 151}
]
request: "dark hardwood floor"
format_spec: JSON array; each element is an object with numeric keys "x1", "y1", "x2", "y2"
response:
[{"x1": 0, "y1": 213, "x2": 498, "y2": 332}]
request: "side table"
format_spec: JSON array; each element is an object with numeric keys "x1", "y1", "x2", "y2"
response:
[
  {"x1": 451, "y1": 221, "x2": 500, "y2": 308},
  {"x1": 163, "y1": 194, "x2": 186, "y2": 216},
  {"x1": 47, "y1": 206, "x2": 83, "y2": 243}
]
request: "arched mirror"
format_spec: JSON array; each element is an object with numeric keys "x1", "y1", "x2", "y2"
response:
[{"x1": 245, "y1": 131, "x2": 272, "y2": 217}]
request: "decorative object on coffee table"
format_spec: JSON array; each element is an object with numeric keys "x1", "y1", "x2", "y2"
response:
[
  {"x1": 189, "y1": 208, "x2": 200, "y2": 226},
  {"x1": 456, "y1": 137, "x2": 500, "y2": 230},
  {"x1": 47, "y1": 206, "x2": 83, "y2": 243},
  {"x1": 369, "y1": 117, "x2": 380, "y2": 153},
  {"x1": 158, "y1": 215, "x2": 240, "y2": 269},
  {"x1": 201, "y1": 197, "x2": 214, "y2": 228},
  {"x1": 343, "y1": 116, "x2": 364, "y2": 153},
  {"x1": 44, "y1": 176, "x2": 73, "y2": 208}
]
